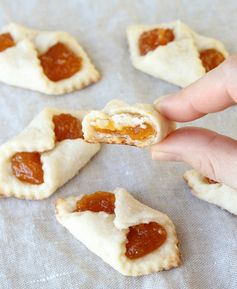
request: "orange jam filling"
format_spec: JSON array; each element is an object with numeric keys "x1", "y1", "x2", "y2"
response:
[
  {"x1": 39, "y1": 42, "x2": 82, "y2": 81},
  {"x1": 75, "y1": 192, "x2": 115, "y2": 214},
  {"x1": 139, "y1": 28, "x2": 175, "y2": 56},
  {"x1": 204, "y1": 177, "x2": 218, "y2": 184},
  {"x1": 75, "y1": 192, "x2": 167, "y2": 259},
  {"x1": 199, "y1": 49, "x2": 225, "y2": 72},
  {"x1": 0, "y1": 33, "x2": 15, "y2": 52},
  {"x1": 0, "y1": 33, "x2": 16, "y2": 52},
  {"x1": 53, "y1": 113, "x2": 83, "y2": 142},
  {"x1": 125, "y1": 222, "x2": 167, "y2": 259},
  {"x1": 11, "y1": 152, "x2": 44, "y2": 185},
  {"x1": 94, "y1": 120, "x2": 155, "y2": 141}
]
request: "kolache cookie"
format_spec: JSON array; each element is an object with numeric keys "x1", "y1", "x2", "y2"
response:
[
  {"x1": 55, "y1": 188, "x2": 181, "y2": 276},
  {"x1": 82, "y1": 100, "x2": 176, "y2": 147},
  {"x1": 184, "y1": 169, "x2": 237, "y2": 216},
  {"x1": 127, "y1": 20, "x2": 228, "y2": 87},
  {"x1": 0, "y1": 108, "x2": 100, "y2": 200},
  {"x1": 0, "y1": 23, "x2": 100, "y2": 94}
]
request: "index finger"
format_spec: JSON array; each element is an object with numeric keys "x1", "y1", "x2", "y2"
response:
[{"x1": 154, "y1": 55, "x2": 237, "y2": 122}]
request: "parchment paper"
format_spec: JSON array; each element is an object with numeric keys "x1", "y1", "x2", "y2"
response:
[{"x1": 0, "y1": 0, "x2": 236, "y2": 288}]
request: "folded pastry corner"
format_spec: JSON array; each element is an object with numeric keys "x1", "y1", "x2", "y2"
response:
[
  {"x1": 127, "y1": 20, "x2": 228, "y2": 87},
  {"x1": 0, "y1": 108, "x2": 100, "y2": 200},
  {"x1": 189, "y1": 29, "x2": 229, "y2": 73},
  {"x1": 82, "y1": 99, "x2": 176, "y2": 147},
  {"x1": 0, "y1": 23, "x2": 100, "y2": 94},
  {"x1": 184, "y1": 169, "x2": 237, "y2": 216},
  {"x1": 55, "y1": 188, "x2": 181, "y2": 276}
]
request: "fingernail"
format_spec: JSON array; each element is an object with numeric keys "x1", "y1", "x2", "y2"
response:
[
  {"x1": 154, "y1": 94, "x2": 175, "y2": 111},
  {"x1": 151, "y1": 151, "x2": 182, "y2": 161}
]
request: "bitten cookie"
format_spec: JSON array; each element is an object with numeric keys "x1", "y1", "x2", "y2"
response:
[{"x1": 82, "y1": 99, "x2": 176, "y2": 147}]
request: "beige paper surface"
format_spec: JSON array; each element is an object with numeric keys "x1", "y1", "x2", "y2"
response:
[{"x1": 0, "y1": 0, "x2": 236, "y2": 288}]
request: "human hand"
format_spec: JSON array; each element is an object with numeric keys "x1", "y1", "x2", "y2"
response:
[{"x1": 151, "y1": 55, "x2": 237, "y2": 189}]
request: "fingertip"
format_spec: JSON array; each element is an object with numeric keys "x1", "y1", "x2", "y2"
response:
[
  {"x1": 154, "y1": 93, "x2": 174, "y2": 106},
  {"x1": 151, "y1": 143, "x2": 183, "y2": 161},
  {"x1": 154, "y1": 91, "x2": 204, "y2": 122},
  {"x1": 151, "y1": 127, "x2": 217, "y2": 162},
  {"x1": 154, "y1": 93, "x2": 176, "y2": 113},
  {"x1": 154, "y1": 59, "x2": 237, "y2": 122}
]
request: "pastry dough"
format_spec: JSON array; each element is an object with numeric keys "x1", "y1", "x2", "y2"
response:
[
  {"x1": 184, "y1": 169, "x2": 237, "y2": 215},
  {"x1": 0, "y1": 23, "x2": 100, "y2": 94},
  {"x1": 0, "y1": 108, "x2": 100, "y2": 200},
  {"x1": 127, "y1": 20, "x2": 228, "y2": 87},
  {"x1": 82, "y1": 99, "x2": 176, "y2": 147},
  {"x1": 55, "y1": 188, "x2": 181, "y2": 276},
  {"x1": 189, "y1": 29, "x2": 228, "y2": 58}
]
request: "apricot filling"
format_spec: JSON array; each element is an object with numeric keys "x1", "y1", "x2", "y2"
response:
[
  {"x1": 93, "y1": 119, "x2": 155, "y2": 141},
  {"x1": 125, "y1": 222, "x2": 167, "y2": 259},
  {"x1": 11, "y1": 152, "x2": 44, "y2": 185},
  {"x1": 0, "y1": 33, "x2": 15, "y2": 52},
  {"x1": 199, "y1": 49, "x2": 225, "y2": 72},
  {"x1": 75, "y1": 191, "x2": 115, "y2": 214},
  {"x1": 204, "y1": 177, "x2": 218, "y2": 184},
  {"x1": 53, "y1": 113, "x2": 83, "y2": 142},
  {"x1": 75, "y1": 191, "x2": 167, "y2": 259},
  {"x1": 39, "y1": 42, "x2": 82, "y2": 82},
  {"x1": 139, "y1": 28, "x2": 175, "y2": 56}
]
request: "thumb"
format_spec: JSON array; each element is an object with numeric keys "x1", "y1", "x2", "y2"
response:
[{"x1": 151, "y1": 127, "x2": 237, "y2": 190}]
